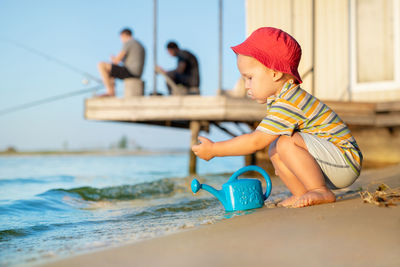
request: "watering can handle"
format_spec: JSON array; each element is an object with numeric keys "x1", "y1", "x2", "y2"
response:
[{"x1": 228, "y1": 165, "x2": 272, "y2": 199}]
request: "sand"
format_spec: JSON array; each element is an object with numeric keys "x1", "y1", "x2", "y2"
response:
[{"x1": 42, "y1": 165, "x2": 400, "y2": 267}]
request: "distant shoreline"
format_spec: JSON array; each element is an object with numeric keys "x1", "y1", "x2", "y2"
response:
[{"x1": 0, "y1": 149, "x2": 188, "y2": 156}]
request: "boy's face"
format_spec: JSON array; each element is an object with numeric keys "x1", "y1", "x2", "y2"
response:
[
  {"x1": 237, "y1": 54, "x2": 279, "y2": 104},
  {"x1": 120, "y1": 33, "x2": 131, "y2": 43},
  {"x1": 167, "y1": 48, "x2": 178, "y2": 57}
]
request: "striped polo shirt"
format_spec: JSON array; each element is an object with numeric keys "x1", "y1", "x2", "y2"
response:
[{"x1": 256, "y1": 82, "x2": 363, "y2": 175}]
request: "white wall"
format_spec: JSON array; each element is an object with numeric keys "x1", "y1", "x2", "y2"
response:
[{"x1": 246, "y1": 0, "x2": 400, "y2": 102}]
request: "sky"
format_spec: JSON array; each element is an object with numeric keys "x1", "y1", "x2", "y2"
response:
[{"x1": 0, "y1": 0, "x2": 246, "y2": 151}]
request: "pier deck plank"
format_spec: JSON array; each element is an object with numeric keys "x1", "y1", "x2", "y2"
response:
[{"x1": 85, "y1": 96, "x2": 399, "y2": 127}]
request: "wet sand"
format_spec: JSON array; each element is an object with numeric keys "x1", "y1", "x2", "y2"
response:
[{"x1": 42, "y1": 165, "x2": 400, "y2": 267}]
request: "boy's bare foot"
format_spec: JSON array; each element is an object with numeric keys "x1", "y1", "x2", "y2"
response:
[
  {"x1": 277, "y1": 195, "x2": 300, "y2": 207},
  {"x1": 292, "y1": 187, "x2": 336, "y2": 208}
]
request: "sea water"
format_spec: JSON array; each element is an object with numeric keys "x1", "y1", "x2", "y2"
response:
[{"x1": 0, "y1": 153, "x2": 282, "y2": 266}]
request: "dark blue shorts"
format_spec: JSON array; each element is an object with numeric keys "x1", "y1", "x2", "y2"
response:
[{"x1": 110, "y1": 64, "x2": 137, "y2": 79}]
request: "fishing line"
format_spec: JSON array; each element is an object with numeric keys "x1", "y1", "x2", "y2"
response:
[
  {"x1": 0, "y1": 39, "x2": 103, "y2": 84},
  {"x1": 0, "y1": 85, "x2": 103, "y2": 116}
]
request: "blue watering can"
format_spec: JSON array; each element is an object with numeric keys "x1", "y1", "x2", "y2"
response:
[{"x1": 191, "y1": 165, "x2": 272, "y2": 212}]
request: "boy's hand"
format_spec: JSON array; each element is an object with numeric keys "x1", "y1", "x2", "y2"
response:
[
  {"x1": 192, "y1": 136, "x2": 214, "y2": 161},
  {"x1": 155, "y1": 65, "x2": 166, "y2": 74}
]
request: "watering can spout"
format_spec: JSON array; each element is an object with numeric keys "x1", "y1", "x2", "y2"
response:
[{"x1": 191, "y1": 179, "x2": 227, "y2": 207}]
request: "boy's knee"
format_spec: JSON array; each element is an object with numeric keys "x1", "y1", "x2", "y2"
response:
[
  {"x1": 276, "y1": 135, "x2": 293, "y2": 153},
  {"x1": 276, "y1": 133, "x2": 308, "y2": 156},
  {"x1": 98, "y1": 62, "x2": 109, "y2": 71}
]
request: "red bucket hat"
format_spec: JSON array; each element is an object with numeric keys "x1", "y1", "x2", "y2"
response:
[{"x1": 232, "y1": 27, "x2": 302, "y2": 83}]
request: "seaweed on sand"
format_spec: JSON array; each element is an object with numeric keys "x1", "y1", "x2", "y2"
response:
[{"x1": 360, "y1": 184, "x2": 400, "y2": 207}]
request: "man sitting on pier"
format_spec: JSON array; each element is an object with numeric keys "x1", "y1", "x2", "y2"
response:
[
  {"x1": 156, "y1": 41, "x2": 200, "y2": 95},
  {"x1": 97, "y1": 28, "x2": 145, "y2": 97}
]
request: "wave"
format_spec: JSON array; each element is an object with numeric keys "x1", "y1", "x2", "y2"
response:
[
  {"x1": 0, "y1": 225, "x2": 50, "y2": 241},
  {"x1": 0, "y1": 178, "x2": 186, "y2": 217},
  {"x1": 0, "y1": 198, "x2": 221, "y2": 242},
  {"x1": 0, "y1": 219, "x2": 116, "y2": 242},
  {"x1": 0, "y1": 197, "x2": 71, "y2": 214},
  {"x1": 127, "y1": 198, "x2": 221, "y2": 218},
  {"x1": 49, "y1": 178, "x2": 177, "y2": 201}
]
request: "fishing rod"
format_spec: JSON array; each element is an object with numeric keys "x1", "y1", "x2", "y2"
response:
[
  {"x1": 0, "y1": 39, "x2": 103, "y2": 84},
  {"x1": 0, "y1": 84, "x2": 103, "y2": 116}
]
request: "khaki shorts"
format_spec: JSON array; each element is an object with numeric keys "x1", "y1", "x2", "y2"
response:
[{"x1": 299, "y1": 133, "x2": 359, "y2": 189}]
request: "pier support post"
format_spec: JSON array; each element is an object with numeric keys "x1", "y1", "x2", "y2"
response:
[
  {"x1": 189, "y1": 120, "x2": 201, "y2": 174},
  {"x1": 245, "y1": 121, "x2": 258, "y2": 166},
  {"x1": 124, "y1": 78, "x2": 144, "y2": 97},
  {"x1": 245, "y1": 153, "x2": 257, "y2": 165}
]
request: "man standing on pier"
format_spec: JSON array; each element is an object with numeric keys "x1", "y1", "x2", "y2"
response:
[
  {"x1": 156, "y1": 41, "x2": 200, "y2": 95},
  {"x1": 97, "y1": 28, "x2": 145, "y2": 97}
]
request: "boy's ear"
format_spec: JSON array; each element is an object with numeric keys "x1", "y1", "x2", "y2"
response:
[{"x1": 272, "y1": 71, "x2": 284, "y2": 82}]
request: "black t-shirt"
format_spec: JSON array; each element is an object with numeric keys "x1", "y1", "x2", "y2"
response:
[{"x1": 176, "y1": 50, "x2": 200, "y2": 87}]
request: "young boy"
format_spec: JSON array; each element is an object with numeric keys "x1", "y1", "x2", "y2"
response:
[{"x1": 192, "y1": 27, "x2": 362, "y2": 208}]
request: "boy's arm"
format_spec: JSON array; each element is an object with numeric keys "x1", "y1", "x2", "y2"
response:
[
  {"x1": 111, "y1": 50, "x2": 127, "y2": 64},
  {"x1": 192, "y1": 130, "x2": 278, "y2": 161}
]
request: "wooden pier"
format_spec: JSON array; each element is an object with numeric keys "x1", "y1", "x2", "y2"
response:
[{"x1": 85, "y1": 96, "x2": 400, "y2": 173}]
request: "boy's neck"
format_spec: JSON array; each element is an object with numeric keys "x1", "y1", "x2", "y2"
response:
[{"x1": 274, "y1": 78, "x2": 295, "y2": 96}]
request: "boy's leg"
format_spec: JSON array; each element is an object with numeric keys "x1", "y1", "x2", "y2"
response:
[
  {"x1": 110, "y1": 77, "x2": 115, "y2": 93},
  {"x1": 97, "y1": 62, "x2": 115, "y2": 96},
  {"x1": 269, "y1": 139, "x2": 307, "y2": 206},
  {"x1": 269, "y1": 133, "x2": 335, "y2": 207}
]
